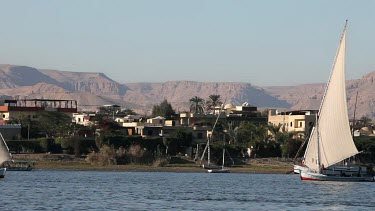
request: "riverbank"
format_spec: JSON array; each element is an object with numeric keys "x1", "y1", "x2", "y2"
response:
[{"x1": 12, "y1": 154, "x2": 295, "y2": 174}]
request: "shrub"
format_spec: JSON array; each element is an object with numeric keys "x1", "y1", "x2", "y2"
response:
[
  {"x1": 153, "y1": 157, "x2": 169, "y2": 167},
  {"x1": 86, "y1": 145, "x2": 117, "y2": 166}
]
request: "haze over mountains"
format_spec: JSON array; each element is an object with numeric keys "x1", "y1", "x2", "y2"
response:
[{"x1": 1, "y1": 64, "x2": 375, "y2": 119}]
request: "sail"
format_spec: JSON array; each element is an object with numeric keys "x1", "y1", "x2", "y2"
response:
[
  {"x1": 0, "y1": 133, "x2": 11, "y2": 165},
  {"x1": 304, "y1": 23, "x2": 359, "y2": 172}
]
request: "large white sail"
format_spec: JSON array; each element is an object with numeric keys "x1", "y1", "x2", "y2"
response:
[
  {"x1": 0, "y1": 133, "x2": 11, "y2": 165},
  {"x1": 304, "y1": 23, "x2": 359, "y2": 172}
]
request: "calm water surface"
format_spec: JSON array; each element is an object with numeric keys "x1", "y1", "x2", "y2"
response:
[{"x1": 1, "y1": 170, "x2": 374, "y2": 210}]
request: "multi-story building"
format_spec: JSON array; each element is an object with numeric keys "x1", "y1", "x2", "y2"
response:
[
  {"x1": 268, "y1": 109, "x2": 317, "y2": 138},
  {"x1": 224, "y1": 102, "x2": 267, "y2": 126}
]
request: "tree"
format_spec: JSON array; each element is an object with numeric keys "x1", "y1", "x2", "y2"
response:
[
  {"x1": 122, "y1": 108, "x2": 137, "y2": 115},
  {"x1": 37, "y1": 111, "x2": 73, "y2": 138},
  {"x1": 8, "y1": 113, "x2": 41, "y2": 139},
  {"x1": 10, "y1": 111, "x2": 74, "y2": 138},
  {"x1": 359, "y1": 116, "x2": 372, "y2": 127},
  {"x1": 151, "y1": 99, "x2": 176, "y2": 119},
  {"x1": 174, "y1": 129, "x2": 193, "y2": 147},
  {"x1": 97, "y1": 105, "x2": 121, "y2": 118},
  {"x1": 267, "y1": 123, "x2": 300, "y2": 158},
  {"x1": 189, "y1": 96, "x2": 204, "y2": 114},
  {"x1": 236, "y1": 122, "x2": 259, "y2": 147},
  {"x1": 206, "y1": 94, "x2": 222, "y2": 114},
  {"x1": 235, "y1": 122, "x2": 276, "y2": 158},
  {"x1": 163, "y1": 137, "x2": 172, "y2": 155},
  {"x1": 225, "y1": 122, "x2": 238, "y2": 144},
  {"x1": 267, "y1": 123, "x2": 284, "y2": 141}
]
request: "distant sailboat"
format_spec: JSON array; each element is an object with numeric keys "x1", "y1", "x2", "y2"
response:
[
  {"x1": 200, "y1": 102, "x2": 224, "y2": 170},
  {"x1": 207, "y1": 143, "x2": 230, "y2": 173},
  {"x1": 299, "y1": 21, "x2": 374, "y2": 182},
  {"x1": 0, "y1": 132, "x2": 12, "y2": 178}
]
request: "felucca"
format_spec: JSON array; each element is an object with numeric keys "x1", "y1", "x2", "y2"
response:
[{"x1": 299, "y1": 21, "x2": 374, "y2": 182}]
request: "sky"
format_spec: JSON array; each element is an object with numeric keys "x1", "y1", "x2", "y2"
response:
[{"x1": 0, "y1": 0, "x2": 374, "y2": 86}]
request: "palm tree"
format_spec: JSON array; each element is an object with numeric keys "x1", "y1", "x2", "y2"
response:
[
  {"x1": 189, "y1": 96, "x2": 204, "y2": 114},
  {"x1": 267, "y1": 123, "x2": 284, "y2": 141},
  {"x1": 206, "y1": 94, "x2": 222, "y2": 114},
  {"x1": 267, "y1": 123, "x2": 296, "y2": 157},
  {"x1": 225, "y1": 122, "x2": 238, "y2": 144}
]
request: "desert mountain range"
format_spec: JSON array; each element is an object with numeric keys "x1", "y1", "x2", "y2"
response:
[{"x1": 1, "y1": 64, "x2": 375, "y2": 119}]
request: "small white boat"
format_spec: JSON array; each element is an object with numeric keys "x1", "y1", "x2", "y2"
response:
[
  {"x1": 299, "y1": 21, "x2": 374, "y2": 182},
  {"x1": 0, "y1": 132, "x2": 12, "y2": 179},
  {"x1": 202, "y1": 163, "x2": 220, "y2": 170},
  {"x1": 207, "y1": 147, "x2": 230, "y2": 173},
  {"x1": 207, "y1": 168, "x2": 230, "y2": 173}
]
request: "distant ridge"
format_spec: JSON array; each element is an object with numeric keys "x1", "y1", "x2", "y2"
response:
[
  {"x1": 1, "y1": 64, "x2": 375, "y2": 118},
  {"x1": 264, "y1": 71, "x2": 375, "y2": 118}
]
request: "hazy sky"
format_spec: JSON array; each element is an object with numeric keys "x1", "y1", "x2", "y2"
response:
[{"x1": 0, "y1": 0, "x2": 374, "y2": 86}]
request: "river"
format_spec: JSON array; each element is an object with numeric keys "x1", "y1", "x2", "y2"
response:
[{"x1": 1, "y1": 170, "x2": 374, "y2": 210}]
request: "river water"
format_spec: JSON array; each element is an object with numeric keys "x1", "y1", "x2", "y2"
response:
[{"x1": 1, "y1": 170, "x2": 374, "y2": 210}]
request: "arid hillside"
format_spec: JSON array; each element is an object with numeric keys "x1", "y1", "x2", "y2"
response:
[
  {"x1": 264, "y1": 71, "x2": 375, "y2": 119},
  {"x1": 1, "y1": 64, "x2": 375, "y2": 118},
  {"x1": 0, "y1": 64, "x2": 290, "y2": 113}
]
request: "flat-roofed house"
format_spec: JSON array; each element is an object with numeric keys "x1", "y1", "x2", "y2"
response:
[{"x1": 268, "y1": 109, "x2": 317, "y2": 138}]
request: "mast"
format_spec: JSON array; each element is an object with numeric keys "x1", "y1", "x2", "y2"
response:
[
  {"x1": 207, "y1": 138, "x2": 211, "y2": 165},
  {"x1": 200, "y1": 99, "x2": 226, "y2": 165},
  {"x1": 316, "y1": 113, "x2": 321, "y2": 173},
  {"x1": 352, "y1": 91, "x2": 358, "y2": 139},
  {"x1": 221, "y1": 148, "x2": 225, "y2": 169}
]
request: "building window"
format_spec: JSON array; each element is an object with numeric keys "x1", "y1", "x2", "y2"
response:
[
  {"x1": 2, "y1": 114, "x2": 5, "y2": 118},
  {"x1": 147, "y1": 130, "x2": 153, "y2": 136},
  {"x1": 299, "y1": 122, "x2": 303, "y2": 127},
  {"x1": 197, "y1": 133, "x2": 203, "y2": 139},
  {"x1": 290, "y1": 122, "x2": 293, "y2": 127}
]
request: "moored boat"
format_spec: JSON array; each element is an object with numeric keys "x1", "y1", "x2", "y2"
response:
[
  {"x1": 5, "y1": 161, "x2": 35, "y2": 171},
  {"x1": 207, "y1": 168, "x2": 230, "y2": 173},
  {"x1": 208, "y1": 145, "x2": 230, "y2": 173}
]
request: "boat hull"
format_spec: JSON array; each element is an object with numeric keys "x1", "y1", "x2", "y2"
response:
[
  {"x1": 202, "y1": 164, "x2": 220, "y2": 170},
  {"x1": 7, "y1": 166, "x2": 33, "y2": 171},
  {"x1": 0, "y1": 168, "x2": 6, "y2": 178},
  {"x1": 207, "y1": 168, "x2": 230, "y2": 173},
  {"x1": 300, "y1": 170, "x2": 375, "y2": 182},
  {"x1": 5, "y1": 161, "x2": 35, "y2": 171}
]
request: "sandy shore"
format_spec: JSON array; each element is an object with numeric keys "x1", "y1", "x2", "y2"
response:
[{"x1": 11, "y1": 154, "x2": 295, "y2": 174}]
